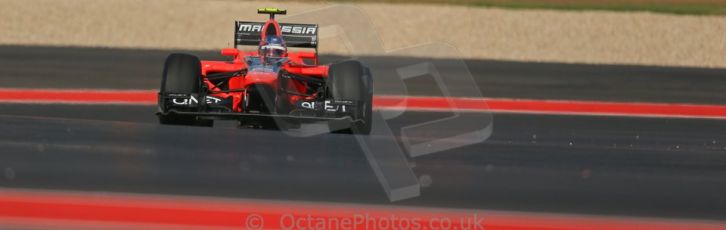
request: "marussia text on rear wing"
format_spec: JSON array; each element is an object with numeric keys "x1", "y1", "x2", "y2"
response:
[{"x1": 235, "y1": 21, "x2": 318, "y2": 49}]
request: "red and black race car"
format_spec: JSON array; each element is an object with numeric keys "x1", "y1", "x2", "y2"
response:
[{"x1": 157, "y1": 8, "x2": 373, "y2": 134}]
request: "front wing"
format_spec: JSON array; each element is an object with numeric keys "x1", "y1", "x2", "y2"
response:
[{"x1": 157, "y1": 92, "x2": 360, "y2": 123}]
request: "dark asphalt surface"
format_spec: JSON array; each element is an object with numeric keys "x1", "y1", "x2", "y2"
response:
[
  {"x1": 1, "y1": 46, "x2": 726, "y2": 221},
  {"x1": 2, "y1": 45, "x2": 726, "y2": 104}
]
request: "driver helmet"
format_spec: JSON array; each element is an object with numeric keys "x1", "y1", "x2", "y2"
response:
[{"x1": 259, "y1": 35, "x2": 287, "y2": 62}]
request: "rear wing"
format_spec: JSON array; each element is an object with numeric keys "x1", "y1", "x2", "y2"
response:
[{"x1": 234, "y1": 21, "x2": 318, "y2": 50}]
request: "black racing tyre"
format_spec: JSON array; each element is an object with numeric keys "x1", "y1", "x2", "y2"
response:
[
  {"x1": 158, "y1": 53, "x2": 213, "y2": 127},
  {"x1": 326, "y1": 60, "x2": 373, "y2": 134}
]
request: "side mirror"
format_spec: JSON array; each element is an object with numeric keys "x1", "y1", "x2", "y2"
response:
[{"x1": 221, "y1": 48, "x2": 239, "y2": 57}]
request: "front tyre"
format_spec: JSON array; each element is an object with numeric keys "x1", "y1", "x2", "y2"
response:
[
  {"x1": 327, "y1": 60, "x2": 373, "y2": 134},
  {"x1": 157, "y1": 53, "x2": 213, "y2": 127}
]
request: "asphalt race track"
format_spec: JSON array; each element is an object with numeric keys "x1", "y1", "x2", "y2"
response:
[{"x1": 1, "y1": 46, "x2": 726, "y2": 221}]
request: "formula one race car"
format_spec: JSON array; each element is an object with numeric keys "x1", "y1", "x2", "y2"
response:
[{"x1": 157, "y1": 8, "x2": 373, "y2": 134}]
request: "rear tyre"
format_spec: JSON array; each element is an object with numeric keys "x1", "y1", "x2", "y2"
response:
[
  {"x1": 158, "y1": 53, "x2": 213, "y2": 127},
  {"x1": 326, "y1": 60, "x2": 373, "y2": 134}
]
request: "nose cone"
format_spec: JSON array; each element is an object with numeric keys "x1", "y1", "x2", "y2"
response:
[{"x1": 243, "y1": 70, "x2": 278, "y2": 88}]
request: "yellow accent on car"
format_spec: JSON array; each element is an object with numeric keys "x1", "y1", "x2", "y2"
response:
[{"x1": 257, "y1": 8, "x2": 287, "y2": 15}]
